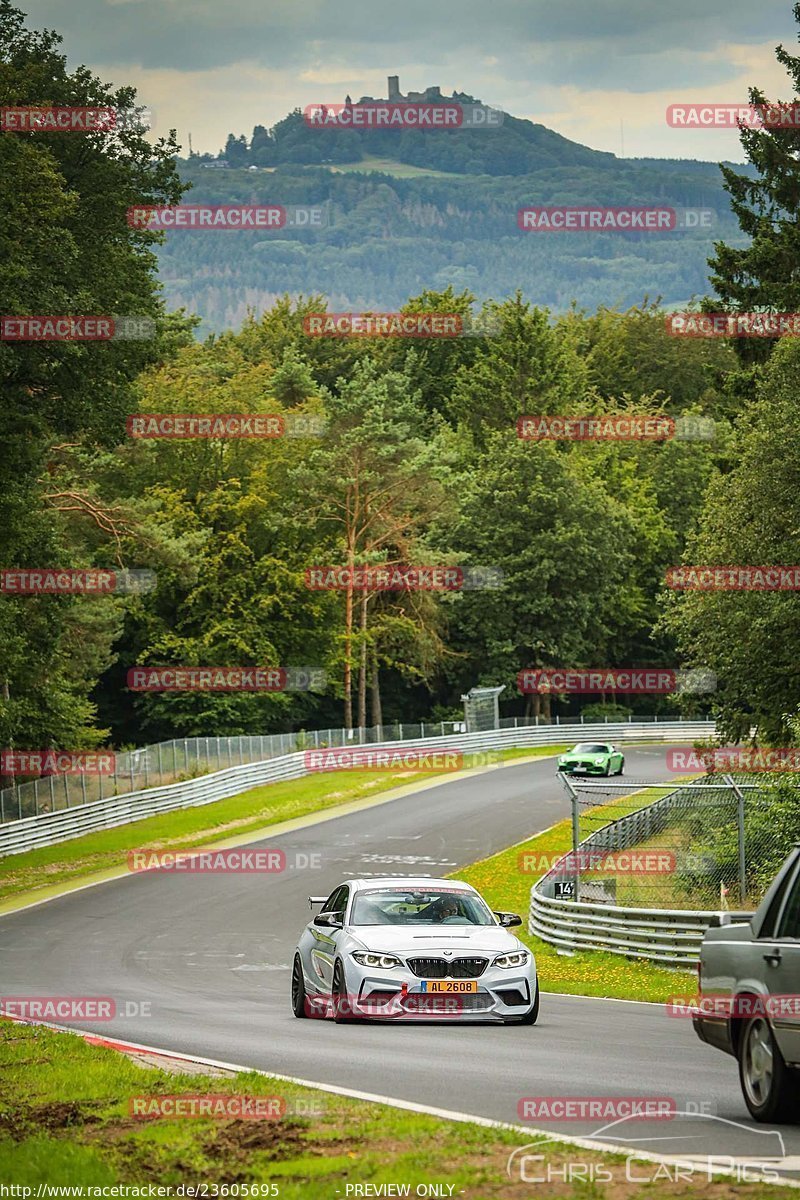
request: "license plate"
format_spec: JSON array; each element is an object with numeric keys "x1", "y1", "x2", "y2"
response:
[{"x1": 420, "y1": 980, "x2": 478, "y2": 993}]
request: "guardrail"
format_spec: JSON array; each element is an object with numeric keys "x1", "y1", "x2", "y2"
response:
[
  {"x1": 0, "y1": 719, "x2": 714, "y2": 857},
  {"x1": 528, "y1": 773, "x2": 747, "y2": 969}
]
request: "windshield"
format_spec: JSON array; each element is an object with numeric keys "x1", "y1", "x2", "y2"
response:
[
  {"x1": 350, "y1": 887, "x2": 495, "y2": 926},
  {"x1": 572, "y1": 743, "x2": 610, "y2": 754}
]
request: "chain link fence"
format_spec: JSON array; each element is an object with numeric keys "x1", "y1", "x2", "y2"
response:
[{"x1": 556, "y1": 765, "x2": 800, "y2": 911}]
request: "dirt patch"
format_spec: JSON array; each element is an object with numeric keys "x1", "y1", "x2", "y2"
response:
[
  {"x1": 0, "y1": 1100, "x2": 101, "y2": 1140},
  {"x1": 202, "y1": 1118, "x2": 309, "y2": 1161}
]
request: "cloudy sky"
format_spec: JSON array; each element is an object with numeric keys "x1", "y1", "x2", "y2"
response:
[{"x1": 18, "y1": 0, "x2": 800, "y2": 160}]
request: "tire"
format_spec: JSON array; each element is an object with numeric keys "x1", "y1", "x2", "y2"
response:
[
  {"x1": 616, "y1": 759, "x2": 625, "y2": 776},
  {"x1": 603, "y1": 762, "x2": 611, "y2": 777},
  {"x1": 738, "y1": 1015, "x2": 799, "y2": 1122},
  {"x1": 507, "y1": 984, "x2": 539, "y2": 1025},
  {"x1": 291, "y1": 954, "x2": 308, "y2": 1018},
  {"x1": 332, "y1": 959, "x2": 359, "y2": 1023}
]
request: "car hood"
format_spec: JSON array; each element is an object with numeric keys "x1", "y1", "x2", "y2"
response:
[
  {"x1": 347, "y1": 924, "x2": 523, "y2": 955},
  {"x1": 561, "y1": 750, "x2": 608, "y2": 760}
]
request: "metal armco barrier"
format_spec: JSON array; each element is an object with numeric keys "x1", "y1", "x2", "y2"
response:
[
  {"x1": 0, "y1": 720, "x2": 714, "y2": 857},
  {"x1": 529, "y1": 890, "x2": 723, "y2": 968}
]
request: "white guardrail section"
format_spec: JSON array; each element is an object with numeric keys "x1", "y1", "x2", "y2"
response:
[
  {"x1": 0, "y1": 720, "x2": 714, "y2": 857},
  {"x1": 528, "y1": 767, "x2": 739, "y2": 970}
]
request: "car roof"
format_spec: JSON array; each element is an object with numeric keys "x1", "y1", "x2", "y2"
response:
[{"x1": 345, "y1": 877, "x2": 477, "y2": 892}]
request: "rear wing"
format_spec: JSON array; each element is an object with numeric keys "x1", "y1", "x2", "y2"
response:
[{"x1": 308, "y1": 896, "x2": 327, "y2": 909}]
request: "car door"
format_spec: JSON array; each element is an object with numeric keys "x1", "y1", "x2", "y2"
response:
[
  {"x1": 757, "y1": 861, "x2": 800, "y2": 1064},
  {"x1": 310, "y1": 884, "x2": 349, "y2": 993}
]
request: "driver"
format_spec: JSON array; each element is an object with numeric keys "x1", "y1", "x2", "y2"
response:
[{"x1": 435, "y1": 897, "x2": 460, "y2": 923}]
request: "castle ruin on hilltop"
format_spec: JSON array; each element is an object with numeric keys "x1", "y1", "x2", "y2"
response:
[{"x1": 351, "y1": 76, "x2": 474, "y2": 105}]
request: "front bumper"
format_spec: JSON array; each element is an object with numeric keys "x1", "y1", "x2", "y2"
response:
[
  {"x1": 345, "y1": 963, "x2": 537, "y2": 1021},
  {"x1": 558, "y1": 761, "x2": 608, "y2": 775}
]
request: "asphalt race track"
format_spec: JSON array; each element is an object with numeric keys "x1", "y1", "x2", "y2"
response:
[{"x1": 2, "y1": 746, "x2": 798, "y2": 1171}]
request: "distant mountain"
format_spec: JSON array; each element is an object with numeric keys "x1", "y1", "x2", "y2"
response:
[
  {"x1": 207, "y1": 75, "x2": 621, "y2": 176},
  {"x1": 163, "y1": 81, "x2": 752, "y2": 334}
]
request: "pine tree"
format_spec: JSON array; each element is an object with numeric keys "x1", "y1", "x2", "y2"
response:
[{"x1": 707, "y1": 3, "x2": 800, "y2": 364}]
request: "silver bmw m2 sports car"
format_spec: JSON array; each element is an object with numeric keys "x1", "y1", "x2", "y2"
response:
[{"x1": 291, "y1": 876, "x2": 539, "y2": 1024}]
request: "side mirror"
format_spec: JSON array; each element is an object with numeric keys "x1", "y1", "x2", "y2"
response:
[
  {"x1": 495, "y1": 911, "x2": 522, "y2": 928},
  {"x1": 313, "y1": 912, "x2": 343, "y2": 929}
]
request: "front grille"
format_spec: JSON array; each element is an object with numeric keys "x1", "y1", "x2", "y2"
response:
[{"x1": 406, "y1": 956, "x2": 488, "y2": 979}]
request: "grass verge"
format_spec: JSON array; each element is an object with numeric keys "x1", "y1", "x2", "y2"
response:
[
  {"x1": 0, "y1": 746, "x2": 565, "y2": 906},
  {"x1": 456, "y1": 787, "x2": 696, "y2": 1002},
  {"x1": 1, "y1": 1020, "x2": 793, "y2": 1199}
]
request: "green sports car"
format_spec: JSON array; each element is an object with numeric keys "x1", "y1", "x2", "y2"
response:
[{"x1": 557, "y1": 742, "x2": 625, "y2": 777}]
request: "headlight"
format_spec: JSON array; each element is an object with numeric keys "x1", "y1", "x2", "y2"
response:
[
  {"x1": 352, "y1": 952, "x2": 402, "y2": 969},
  {"x1": 558, "y1": 756, "x2": 567, "y2": 763},
  {"x1": 493, "y1": 951, "x2": 529, "y2": 969},
  {"x1": 594, "y1": 757, "x2": 606, "y2": 765}
]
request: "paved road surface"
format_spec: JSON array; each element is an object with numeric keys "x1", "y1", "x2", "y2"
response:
[{"x1": 2, "y1": 747, "x2": 796, "y2": 1171}]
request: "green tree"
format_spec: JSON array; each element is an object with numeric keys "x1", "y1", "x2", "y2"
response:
[
  {"x1": 663, "y1": 336, "x2": 800, "y2": 741},
  {"x1": 0, "y1": 1, "x2": 184, "y2": 755},
  {"x1": 707, "y1": 4, "x2": 800, "y2": 366}
]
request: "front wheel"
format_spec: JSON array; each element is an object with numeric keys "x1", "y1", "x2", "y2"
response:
[
  {"x1": 332, "y1": 959, "x2": 359, "y2": 1023},
  {"x1": 291, "y1": 954, "x2": 308, "y2": 1018},
  {"x1": 616, "y1": 759, "x2": 625, "y2": 776},
  {"x1": 738, "y1": 1015, "x2": 798, "y2": 1122}
]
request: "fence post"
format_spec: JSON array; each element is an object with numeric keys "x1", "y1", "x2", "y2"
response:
[
  {"x1": 569, "y1": 776, "x2": 580, "y2": 904},
  {"x1": 157, "y1": 742, "x2": 163, "y2": 785},
  {"x1": 726, "y1": 774, "x2": 748, "y2": 905}
]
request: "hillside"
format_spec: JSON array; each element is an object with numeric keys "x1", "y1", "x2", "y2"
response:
[{"x1": 159, "y1": 159, "x2": 746, "y2": 334}]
